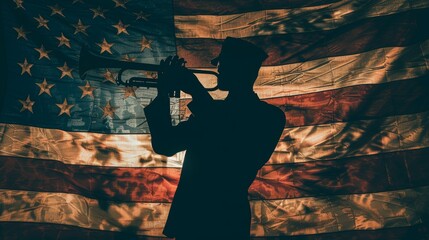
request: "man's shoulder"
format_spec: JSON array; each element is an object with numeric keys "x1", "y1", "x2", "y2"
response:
[{"x1": 258, "y1": 100, "x2": 284, "y2": 115}]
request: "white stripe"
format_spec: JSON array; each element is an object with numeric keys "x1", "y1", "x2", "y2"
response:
[
  {"x1": 271, "y1": 110, "x2": 429, "y2": 164},
  {"x1": 1, "y1": 111, "x2": 429, "y2": 166},
  {"x1": 1, "y1": 187, "x2": 428, "y2": 236},
  {"x1": 182, "y1": 39, "x2": 429, "y2": 100},
  {"x1": 0, "y1": 123, "x2": 183, "y2": 168}
]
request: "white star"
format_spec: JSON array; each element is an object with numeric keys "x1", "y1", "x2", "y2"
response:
[
  {"x1": 140, "y1": 36, "x2": 152, "y2": 52},
  {"x1": 56, "y1": 33, "x2": 71, "y2": 48},
  {"x1": 101, "y1": 101, "x2": 117, "y2": 118},
  {"x1": 90, "y1": 7, "x2": 107, "y2": 19},
  {"x1": 78, "y1": 81, "x2": 96, "y2": 98},
  {"x1": 112, "y1": 0, "x2": 129, "y2": 9},
  {"x1": 34, "y1": 15, "x2": 49, "y2": 30},
  {"x1": 18, "y1": 58, "x2": 33, "y2": 76},
  {"x1": 13, "y1": 26, "x2": 28, "y2": 40},
  {"x1": 34, "y1": 45, "x2": 51, "y2": 60},
  {"x1": 73, "y1": 19, "x2": 89, "y2": 35},
  {"x1": 13, "y1": 0, "x2": 25, "y2": 9},
  {"x1": 134, "y1": 11, "x2": 150, "y2": 21},
  {"x1": 19, "y1": 95, "x2": 35, "y2": 113},
  {"x1": 56, "y1": 99, "x2": 74, "y2": 117},
  {"x1": 97, "y1": 38, "x2": 114, "y2": 54},
  {"x1": 35, "y1": 78, "x2": 55, "y2": 96},
  {"x1": 112, "y1": 20, "x2": 129, "y2": 35},
  {"x1": 57, "y1": 62, "x2": 74, "y2": 79},
  {"x1": 49, "y1": 4, "x2": 65, "y2": 17}
]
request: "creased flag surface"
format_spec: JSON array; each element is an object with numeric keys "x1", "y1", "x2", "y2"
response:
[{"x1": 1, "y1": 0, "x2": 429, "y2": 239}]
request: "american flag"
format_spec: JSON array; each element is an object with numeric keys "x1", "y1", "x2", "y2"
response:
[{"x1": 1, "y1": 0, "x2": 429, "y2": 239}]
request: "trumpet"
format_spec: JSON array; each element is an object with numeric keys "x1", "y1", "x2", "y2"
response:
[{"x1": 79, "y1": 47, "x2": 219, "y2": 97}]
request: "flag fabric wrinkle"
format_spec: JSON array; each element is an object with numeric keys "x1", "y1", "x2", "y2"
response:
[{"x1": 1, "y1": 0, "x2": 429, "y2": 239}]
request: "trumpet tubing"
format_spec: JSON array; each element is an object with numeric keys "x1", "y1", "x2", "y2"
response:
[{"x1": 79, "y1": 46, "x2": 218, "y2": 92}]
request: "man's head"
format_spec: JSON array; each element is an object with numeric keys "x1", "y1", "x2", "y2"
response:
[{"x1": 211, "y1": 37, "x2": 268, "y2": 91}]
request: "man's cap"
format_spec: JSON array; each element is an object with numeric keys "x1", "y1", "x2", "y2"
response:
[{"x1": 210, "y1": 37, "x2": 268, "y2": 66}]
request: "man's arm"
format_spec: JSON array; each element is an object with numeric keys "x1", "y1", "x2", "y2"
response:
[
  {"x1": 254, "y1": 106, "x2": 286, "y2": 170},
  {"x1": 144, "y1": 95, "x2": 192, "y2": 157},
  {"x1": 144, "y1": 55, "x2": 218, "y2": 156}
]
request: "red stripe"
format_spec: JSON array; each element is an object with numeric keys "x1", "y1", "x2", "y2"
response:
[
  {"x1": 0, "y1": 222, "x2": 428, "y2": 240},
  {"x1": 176, "y1": 9, "x2": 429, "y2": 67},
  {"x1": 173, "y1": 0, "x2": 340, "y2": 15},
  {"x1": 250, "y1": 148, "x2": 429, "y2": 200},
  {"x1": 253, "y1": 224, "x2": 429, "y2": 240},
  {"x1": 265, "y1": 76, "x2": 429, "y2": 127},
  {"x1": 181, "y1": 76, "x2": 429, "y2": 127},
  {"x1": 0, "y1": 222, "x2": 169, "y2": 240},
  {"x1": 0, "y1": 156, "x2": 180, "y2": 203},
  {"x1": 2, "y1": 148, "x2": 429, "y2": 202}
]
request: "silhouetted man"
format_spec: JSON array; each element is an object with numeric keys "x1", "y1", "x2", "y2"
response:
[{"x1": 144, "y1": 37, "x2": 285, "y2": 240}]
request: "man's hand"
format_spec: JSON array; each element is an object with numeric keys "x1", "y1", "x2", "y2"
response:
[
  {"x1": 157, "y1": 56, "x2": 181, "y2": 97},
  {"x1": 158, "y1": 56, "x2": 206, "y2": 97}
]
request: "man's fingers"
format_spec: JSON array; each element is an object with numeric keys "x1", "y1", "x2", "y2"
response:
[
  {"x1": 165, "y1": 56, "x2": 173, "y2": 66},
  {"x1": 162, "y1": 55, "x2": 186, "y2": 68},
  {"x1": 178, "y1": 57, "x2": 186, "y2": 67},
  {"x1": 171, "y1": 55, "x2": 180, "y2": 67}
]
